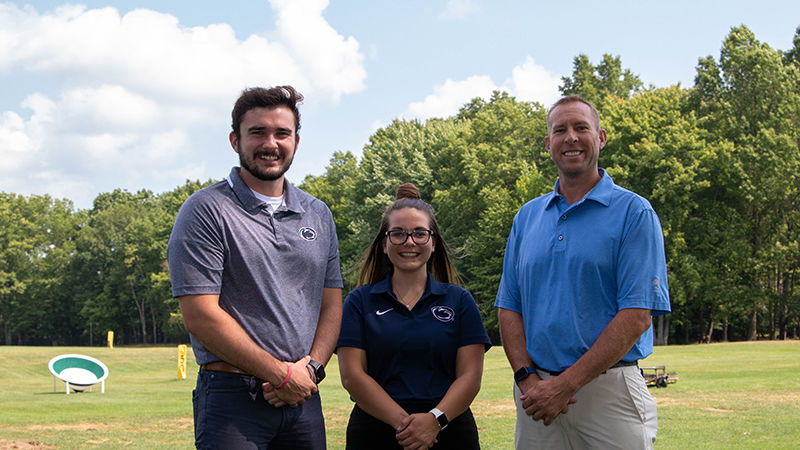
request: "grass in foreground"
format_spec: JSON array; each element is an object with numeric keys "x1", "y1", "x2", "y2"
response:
[{"x1": 0, "y1": 341, "x2": 798, "y2": 449}]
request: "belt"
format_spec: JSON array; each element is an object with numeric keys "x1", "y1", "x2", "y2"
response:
[
  {"x1": 200, "y1": 361, "x2": 252, "y2": 375},
  {"x1": 535, "y1": 360, "x2": 638, "y2": 377}
]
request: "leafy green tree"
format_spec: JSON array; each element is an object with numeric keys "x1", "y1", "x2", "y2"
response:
[
  {"x1": 560, "y1": 54, "x2": 643, "y2": 109},
  {"x1": 338, "y1": 119, "x2": 461, "y2": 289},
  {"x1": 76, "y1": 189, "x2": 174, "y2": 344},
  {"x1": 430, "y1": 92, "x2": 550, "y2": 335},
  {"x1": 0, "y1": 194, "x2": 81, "y2": 344},
  {"x1": 690, "y1": 25, "x2": 800, "y2": 340},
  {"x1": 0, "y1": 194, "x2": 30, "y2": 344},
  {"x1": 11, "y1": 196, "x2": 80, "y2": 344},
  {"x1": 301, "y1": 151, "x2": 361, "y2": 286},
  {"x1": 782, "y1": 26, "x2": 800, "y2": 66},
  {"x1": 602, "y1": 86, "x2": 738, "y2": 344}
]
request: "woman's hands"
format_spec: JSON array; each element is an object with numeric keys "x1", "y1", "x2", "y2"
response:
[{"x1": 395, "y1": 412, "x2": 439, "y2": 450}]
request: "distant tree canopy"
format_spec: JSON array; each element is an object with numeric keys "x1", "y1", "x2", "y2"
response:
[
  {"x1": 1, "y1": 25, "x2": 798, "y2": 345},
  {"x1": 0, "y1": 181, "x2": 215, "y2": 345}
]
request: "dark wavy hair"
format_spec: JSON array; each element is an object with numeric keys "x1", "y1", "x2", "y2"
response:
[
  {"x1": 231, "y1": 86, "x2": 303, "y2": 139},
  {"x1": 357, "y1": 183, "x2": 460, "y2": 286}
]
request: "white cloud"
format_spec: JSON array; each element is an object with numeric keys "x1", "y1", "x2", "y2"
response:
[
  {"x1": 504, "y1": 56, "x2": 562, "y2": 107},
  {"x1": 270, "y1": 0, "x2": 366, "y2": 102},
  {"x1": 0, "y1": 111, "x2": 32, "y2": 171},
  {"x1": 405, "y1": 76, "x2": 498, "y2": 120},
  {"x1": 0, "y1": 3, "x2": 365, "y2": 103},
  {"x1": 439, "y1": 0, "x2": 480, "y2": 20},
  {"x1": 404, "y1": 57, "x2": 561, "y2": 120},
  {"x1": 0, "y1": 1, "x2": 366, "y2": 208},
  {"x1": 59, "y1": 85, "x2": 159, "y2": 130},
  {"x1": 0, "y1": 93, "x2": 53, "y2": 172}
]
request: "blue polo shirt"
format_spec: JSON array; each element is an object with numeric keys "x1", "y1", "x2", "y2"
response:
[
  {"x1": 495, "y1": 170, "x2": 670, "y2": 373},
  {"x1": 338, "y1": 275, "x2": 491, "y2": 401}
]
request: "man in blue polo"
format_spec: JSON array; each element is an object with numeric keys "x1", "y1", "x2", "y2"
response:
[
  {"x1": 168, "y1": 86, "x2": 343, "y2": 449},
  {"x1": 495, "y1": 94, "x2": 671, "y2": 449}
]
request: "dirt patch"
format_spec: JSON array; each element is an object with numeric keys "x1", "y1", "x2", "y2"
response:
[
  {"x1": 471, "y1": 399, "x2": 516, "y2": 417},
  {"x1": 24, "y1": 423, "x2": 108, "y2": 432},
  {"x1": 762, "y1": 391, "x2": 800, "y2": 404},
  {"x1": 165, "y1": 417, "x2": 193, "y2": 430},
  {"x1": 655, "y1": 390, "x2": 798, "y2": 411},
  {"x1": 699, "y1": 407, "x2": 738, "y2": 413},
  {"x1": 0, "y1": 440, "x2": 55, "y2": 449},
  {"x1": 323, "y1": 405, "x2": 353, "y2": 427}
]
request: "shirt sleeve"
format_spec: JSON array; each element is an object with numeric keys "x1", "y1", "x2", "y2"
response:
[
  {"x1": 615, "y1": 206, "x2": 671, "y2": 316},
  {"x1": 322, "y1": 205, "x2": 344, "y2": 289},
  {"x1": 458, "y1": 289, "x2": 492, "y2": 351},
  {"x1": 337, "y1": 289, "x2": 366, "y2": 350},
  {"x1": 494, "y1": 213, "x2": 523, "y2": 313},
  {"x1": 167, "y1": 193, "x2": 225, "y2": 297}
]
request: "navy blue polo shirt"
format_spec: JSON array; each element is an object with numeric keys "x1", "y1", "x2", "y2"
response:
[{"x1": 337, "y1": 274, "x2": 491, "y2": 401}]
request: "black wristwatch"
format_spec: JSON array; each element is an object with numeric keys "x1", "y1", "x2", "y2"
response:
[
  {"x1": 307, "y1": 359, "x2": 325, "y2": 384},
  {"x1": 514, "y1": 366, "x2": 536, "y2": 385},
  {"x1": 430, "y1": 408, "x2": 448, "y2": 430}
]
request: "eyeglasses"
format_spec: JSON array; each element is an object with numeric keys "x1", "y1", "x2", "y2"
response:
[{"x1": 385, "y1": 228, "x2": 434, "y2": 245}]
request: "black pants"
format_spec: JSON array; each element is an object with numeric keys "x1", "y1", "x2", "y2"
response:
[{"x1": 345, "y1": 399, "x2": 480, "y2": 450}]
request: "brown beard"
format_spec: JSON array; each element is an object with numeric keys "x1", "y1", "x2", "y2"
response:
[{"x1": 238, "y1": 146, "x2": 294, "y2": 181}]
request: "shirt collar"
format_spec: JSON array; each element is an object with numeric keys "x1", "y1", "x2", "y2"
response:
[
  {"x1": 545, "y1": 168, "x2": 614, "y2": 209},
  {"x1": 226, "y1": 167, "x2": 305, "y2": 214},
  {"x1": 369, "y1": 272, "x2": 449, "y2": 297}
]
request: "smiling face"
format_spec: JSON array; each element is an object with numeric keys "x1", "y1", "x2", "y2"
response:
[
  {"x1": 545, "y1": 100, "x2": 607, "y2": 182},
  {"x1": 230, "y1": 106, "x2": 299, "y2": 191},
  {"x1": 382, "y1": 207, "x2": 435, "y2": 276}
]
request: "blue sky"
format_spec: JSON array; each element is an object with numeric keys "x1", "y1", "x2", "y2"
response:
[{"x1": 2, "y1": 0, "x2": 798, "y2": 209}]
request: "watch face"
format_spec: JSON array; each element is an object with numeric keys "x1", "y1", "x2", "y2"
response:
[
  {"x1": 430, "y1": 408, "x2": 448, "y2": 429},
  {"x1": 316, "y1": 364, "x2": 325, "y2": 381},
  {"x1": 435, "y1": 411, "x2": 448, "y2": 429},
  {"x1": 514, "y1": 366, "x2": 533, "y2": 383},
  {"x1": 309, "y1": 360, "x2": 325, "y2": 382}
]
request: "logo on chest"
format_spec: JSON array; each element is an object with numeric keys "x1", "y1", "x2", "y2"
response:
[
  {"x1": 430, "y1": 306, "x2": 455, "y2": 323},
  {"x1": 299, "y1": 227, "x2": 317, "y2": 241}
]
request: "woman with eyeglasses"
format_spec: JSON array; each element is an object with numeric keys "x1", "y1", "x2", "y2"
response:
[{"x1": 337, "y1": 182, "x2": 490, "y2": 450}]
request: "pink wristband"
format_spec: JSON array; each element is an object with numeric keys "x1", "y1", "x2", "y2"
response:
[{"x1": 275, "y1": 364, "x2": 292, "y2": 390}]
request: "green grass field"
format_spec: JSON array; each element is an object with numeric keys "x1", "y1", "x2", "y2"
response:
[{"x1": 1, "y1": 341, "x2": 798, "y2": 449}]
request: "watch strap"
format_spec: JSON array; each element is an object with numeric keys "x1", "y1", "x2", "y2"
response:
[
  {"x1": 514, "y1": 366, "x2": 536, "y2": 384},
  {"x1": 429, "y1": 408, "x2": 448, "y2": 430},
  {"x1": 307, "y1": 359, "x2": 325, "y2": 384}
]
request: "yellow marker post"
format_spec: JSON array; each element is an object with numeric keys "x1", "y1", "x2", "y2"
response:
[
  {"x1": 107, "y1": 331, "x2": 114, "y2": 349},
  {"x1": 178, "y1": 344, "x2": 187, "y2": 379}
]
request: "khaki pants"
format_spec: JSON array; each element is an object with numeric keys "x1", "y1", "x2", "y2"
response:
[{"x1": 514, "y1": 366, "x2": 657, "y2": 449}]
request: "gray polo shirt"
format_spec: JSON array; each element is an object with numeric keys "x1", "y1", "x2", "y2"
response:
[{"x1": 167, "y1": 167, "x2": 343, "y2": 365}]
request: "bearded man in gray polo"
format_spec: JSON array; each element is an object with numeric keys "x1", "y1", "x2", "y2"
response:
[{"x1": 168, "y1": 86, "x2": 343, "y2": 449}]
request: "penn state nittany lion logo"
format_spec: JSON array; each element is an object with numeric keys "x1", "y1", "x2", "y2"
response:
[
  {"x1": 431, "y1": 306, "x2": 455, "y2": 323},
  {"x1": 299, "y1": 227, "x2": 317, "y2": 241}
]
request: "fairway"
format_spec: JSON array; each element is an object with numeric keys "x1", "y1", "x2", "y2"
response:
[{"x1": 1, "y1": 341, "x2": 798, "y2": 449}]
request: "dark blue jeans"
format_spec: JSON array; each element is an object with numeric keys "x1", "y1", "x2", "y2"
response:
[{"x1": 193, "y1": 369, "x2": 326, "y2": 449}]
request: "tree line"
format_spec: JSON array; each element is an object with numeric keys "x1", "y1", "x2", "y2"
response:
[{"x1": 1, "y1": 25, "x2": 798, "y2": 346}]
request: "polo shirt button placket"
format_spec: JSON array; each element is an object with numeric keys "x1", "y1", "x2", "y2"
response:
[
  {"x1": 555, "y1": 213, "x2": 567, "y2": 249},
  {"x1": 264, "y1": 209, "x2": 279, "y2": 241}
]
